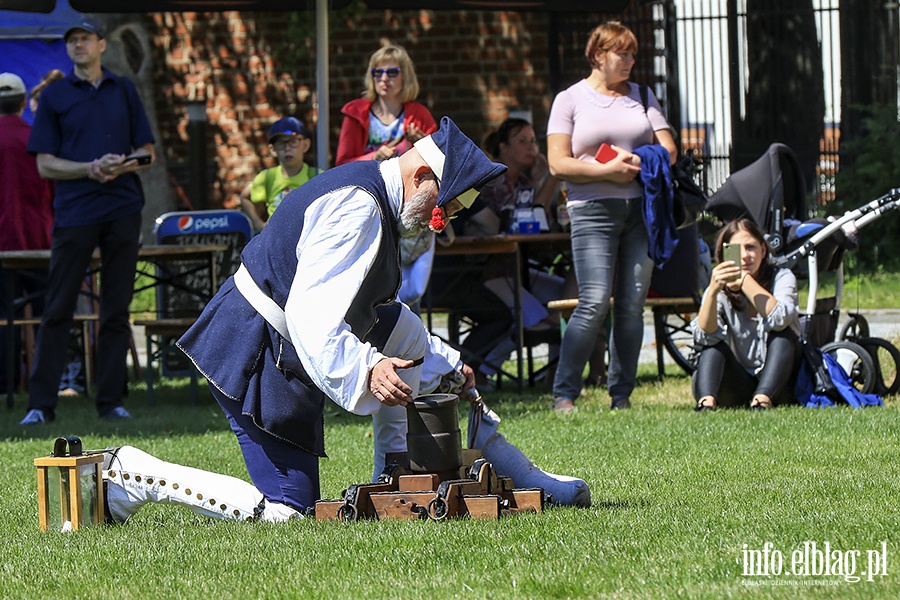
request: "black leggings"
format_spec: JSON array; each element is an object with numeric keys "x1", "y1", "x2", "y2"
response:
[{"x1": 691, "y1": 328, "x2": 800, "y2": 407}]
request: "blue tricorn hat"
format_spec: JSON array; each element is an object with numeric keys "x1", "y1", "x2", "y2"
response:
[{"x1": 414, "y1": 116, "x2": 507, "y2": 208}]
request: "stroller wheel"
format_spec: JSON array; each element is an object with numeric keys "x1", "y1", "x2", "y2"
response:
[
  {"x1": 820, "y1": 341, "x2": 876, "y2": 395},
  {"x1": 855, "y1": 337, "x2": 900, "y2": 397},
  {"x1": 839, "y1": 314, "x2": 870, "y2": 342},
  {"x1": 656, "y1": 311, "x2": 696, "y2": 375}
]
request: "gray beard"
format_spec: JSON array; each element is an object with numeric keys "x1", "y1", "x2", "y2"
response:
[{"x1": 397, "y1": 186, "x2": 433, "y2": 238}]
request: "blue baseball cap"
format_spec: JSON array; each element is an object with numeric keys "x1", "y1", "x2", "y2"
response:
[
  {"x1": 64, "y1": 17, "x2": 105, "y2": 41},
  {"x1": 268, "y1": 117, "x2": 307, "y2": 143},
  {"x1": 413, "y1": 116, "x2": 507, "y2": 208}
]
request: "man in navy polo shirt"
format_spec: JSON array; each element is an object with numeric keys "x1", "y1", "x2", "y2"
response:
[{"x1": 20, "y1": 17, "x2": 155, "y2": 425}]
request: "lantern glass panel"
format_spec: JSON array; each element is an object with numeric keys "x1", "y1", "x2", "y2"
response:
[
  {"x1": 46, "y1": 467, "x2": 64, "y2": 530},
  {"x1": 79, "y1": 464, "x2": 99, "y2": 528}
]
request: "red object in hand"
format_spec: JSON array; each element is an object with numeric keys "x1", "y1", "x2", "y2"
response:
[
  {"x1": 595, "y1": 143, "x2": 617, "y2": 163},
  {"x1": 429, "y1": 207, "x2": 447, "y2": 232}
]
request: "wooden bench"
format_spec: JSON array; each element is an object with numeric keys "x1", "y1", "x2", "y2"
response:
[
  {"x1": 133, "y1": 318, "x2": 200, "y2": 404},
  {"x1": 547, "y1": 296, "x2": 699, "y2": 379},
  {"x1": 8, "y1": 314, "x2": 102, "y2": 395}
]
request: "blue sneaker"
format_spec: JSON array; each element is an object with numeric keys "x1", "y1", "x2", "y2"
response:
[
  {"x1": 19, "y1": 409, "x2": 46, "y2": 426},
  {"x1": 102, "y1": 406, "x2": 133, "y2": 420}
]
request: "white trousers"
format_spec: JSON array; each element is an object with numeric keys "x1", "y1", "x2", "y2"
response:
[{"x1": 103, "y1": 446, "x2": 301, "y2": 523}]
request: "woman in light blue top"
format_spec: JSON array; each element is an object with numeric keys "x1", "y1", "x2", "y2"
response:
[{"x1": 691, "y1": 218, "x2": 801, "y2": 410}]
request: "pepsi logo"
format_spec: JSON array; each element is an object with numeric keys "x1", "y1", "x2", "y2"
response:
[{"x1": 175, "y1": 215, "x2": 230, "y2": 232}]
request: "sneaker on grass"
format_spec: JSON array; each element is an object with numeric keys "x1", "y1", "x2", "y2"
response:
[{"x1": 19, "y1": 409, "x2": 47, "y2": 426}]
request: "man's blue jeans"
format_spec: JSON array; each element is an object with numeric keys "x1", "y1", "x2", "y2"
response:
[{"x1": 552, "y1": 198, "x2": 653, "y2": 402}]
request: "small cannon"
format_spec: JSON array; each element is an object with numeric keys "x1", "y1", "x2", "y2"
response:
[{"x1": 315, "y1": 393, "x2": 543, "y2": 521}]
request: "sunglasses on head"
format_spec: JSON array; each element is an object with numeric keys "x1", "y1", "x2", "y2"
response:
[{"x1": 371, "y1": 68, "x2": 401, "y2": 79}]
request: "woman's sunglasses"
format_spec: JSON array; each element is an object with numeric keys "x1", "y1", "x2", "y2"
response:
[{"x1": 371, "y1": 68, "x2": 402, "y2": 79}]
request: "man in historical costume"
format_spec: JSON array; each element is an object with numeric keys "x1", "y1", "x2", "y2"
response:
[{"x1": 100, "y1": 118, "x2": 590, "y2": 523}]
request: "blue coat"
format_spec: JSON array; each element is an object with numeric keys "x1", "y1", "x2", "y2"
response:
[
  {"x1": 796, "y1": 348, "x2": 883, "y2": 408},
  {"x1": 633, "y1": 144, "x2": 678, "y2": 266}
]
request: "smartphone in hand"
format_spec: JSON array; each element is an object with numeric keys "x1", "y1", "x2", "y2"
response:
[
  {"x1": 124, "y1": 154, "x2": 152, "y2": 166},
  {"x1": 721, "y1": 243, "x2": 741, "y2": 280},
  {"x1": 595, "y1": 143, "x2": 617, "y2": 164}
]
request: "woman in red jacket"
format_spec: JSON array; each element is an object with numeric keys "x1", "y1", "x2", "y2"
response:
[{"x1": 335, "y1": 45, "x2": 437, "y2": 166}]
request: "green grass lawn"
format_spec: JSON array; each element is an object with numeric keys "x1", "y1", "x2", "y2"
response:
[
  {"x1": 2, "y1": 362, "x2": 898, "y2": 599},
  {"x1": 798, "y1": 269, "x2": 900, "y2": 310}
]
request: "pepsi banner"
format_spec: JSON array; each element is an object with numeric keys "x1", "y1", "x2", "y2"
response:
[{"x1": 155, "y1": 210, "x2": 253, "y2": 241}]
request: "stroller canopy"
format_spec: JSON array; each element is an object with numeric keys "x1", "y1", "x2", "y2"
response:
[{"x1": 706, "y1": 143, "x2": 808, "y2": 253}]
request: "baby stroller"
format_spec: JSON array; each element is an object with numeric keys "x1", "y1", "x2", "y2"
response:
[{"x1": 702, "y1": 143, "x2": 900, "y2": 397}]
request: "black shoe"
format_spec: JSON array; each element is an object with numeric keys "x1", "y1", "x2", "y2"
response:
[{"x1": 610, "y1": 398, "x2": 631, "y2": 410}]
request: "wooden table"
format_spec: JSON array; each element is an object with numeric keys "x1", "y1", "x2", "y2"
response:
[
  {"x1": 0, "y1": 244, "x2": 227, "y2": 409},
  {"x1": 431, "y1": 232, "x2": 571, "y2": 392}
]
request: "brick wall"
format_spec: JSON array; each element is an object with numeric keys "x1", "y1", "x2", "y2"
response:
[{"x1": 143, "y1": 8, "x2": 555, "y2": 209}]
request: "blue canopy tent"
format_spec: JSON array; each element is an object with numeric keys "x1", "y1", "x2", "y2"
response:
[{"x1": 0, "y1": 1, "x2": 82, "y2": 123}]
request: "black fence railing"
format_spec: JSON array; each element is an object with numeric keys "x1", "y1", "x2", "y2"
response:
[{"x1": 548, "y1": 0, "x2": 891, "y2": 208}]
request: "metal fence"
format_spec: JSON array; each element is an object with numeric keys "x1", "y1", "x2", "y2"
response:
[
  {"x1": 672, "y1": 0, "x2": 842, "y2": 204},
  {"x1": 549, "y1": 0, "x2": 852, "y2": 205}
]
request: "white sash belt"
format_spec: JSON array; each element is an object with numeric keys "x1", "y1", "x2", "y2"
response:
[{"x1": 233, "y1": 264, "x2": 292, "y2": 344}]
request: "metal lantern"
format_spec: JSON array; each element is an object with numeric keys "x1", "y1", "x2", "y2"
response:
[{"x1": 34, "y1": 437, "x2": 105, "y2": 531}]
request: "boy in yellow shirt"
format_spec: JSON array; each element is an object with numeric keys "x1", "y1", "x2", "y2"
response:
[{"x1": 240, "y1": 117, "x2": 321, "y2": 232}]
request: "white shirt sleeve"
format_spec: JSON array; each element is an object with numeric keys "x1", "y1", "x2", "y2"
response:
[
  {"x1": 284, "y1": 187, "x2": 388, "y2": 415},
  {"x1": 419, "y1": 332, "x2": 463, "y2": 394}
]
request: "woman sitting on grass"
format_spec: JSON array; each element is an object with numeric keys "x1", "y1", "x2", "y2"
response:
[{"x1": 691, "y1": 218, "x2": 801, "y2": 410}]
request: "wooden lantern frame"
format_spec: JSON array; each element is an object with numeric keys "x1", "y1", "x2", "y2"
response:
[{"x1": 34, "y1": 437, "x2": 105, "y2": 531}]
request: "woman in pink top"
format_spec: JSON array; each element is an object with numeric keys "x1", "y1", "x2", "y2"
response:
[{"x1": 547, "y1": 21, "x2": 677, "y2": 413}]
